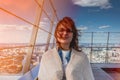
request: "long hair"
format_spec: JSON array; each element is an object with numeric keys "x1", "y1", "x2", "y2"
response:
[{"x1": 54, "y1": 17, "x2": 81, "y2": 52}]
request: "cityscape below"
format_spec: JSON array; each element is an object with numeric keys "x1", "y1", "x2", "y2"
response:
[{"x1": 0, "y1": 43, "x2": 120, "y2": 75}]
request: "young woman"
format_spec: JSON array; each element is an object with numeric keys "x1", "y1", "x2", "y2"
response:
[{"x1": 37, "y1": 17, "x2": 94, "y2": 80}]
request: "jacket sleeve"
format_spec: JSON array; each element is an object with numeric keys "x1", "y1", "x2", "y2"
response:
[{"x1": 82, "y1": 55, "x2": 95, "y2": 80}]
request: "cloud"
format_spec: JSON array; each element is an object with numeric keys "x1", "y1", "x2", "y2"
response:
[
  {"x1": 40, "y1": 21, "x2": 48, "y2": 27},
  {"x1": 0, "y1": 24, "x2": 32, "y2": 31},
  {"x1": 77, "y1": 25, "x2": 88, "y2": 31},
  {"x1": 98, "y1": 25, "x2": 110, "y2": 29},
  {"x1": 72, "y1": 0, "x2": 112, "y2": 9}
]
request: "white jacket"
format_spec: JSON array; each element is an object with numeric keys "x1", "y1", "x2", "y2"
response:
[{"x1": 37, "y1": 48, "x2": 94, "y2": 80}]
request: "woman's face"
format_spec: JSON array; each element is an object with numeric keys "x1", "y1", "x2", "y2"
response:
[{"x1": 56, "y1": 24, "x2": 73, "y2": 45}]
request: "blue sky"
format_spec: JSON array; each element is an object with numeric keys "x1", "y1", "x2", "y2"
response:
[
  {"x1": 0, "y1": 0, "x2": 120, "y2": 43},
  {"x1": 57, "y1": 0, "x2": 120, "y2": 32},
  {"x1": 53, "y1": 0, "x2": 120, "y2": 32},
  {"x1": 53, "y1": 0, "x2": 120, "y2": 44}
]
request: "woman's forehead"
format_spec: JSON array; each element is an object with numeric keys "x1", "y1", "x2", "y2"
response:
[{"x1": 58, "y1": 24, "x2": 72, "y2": 29}]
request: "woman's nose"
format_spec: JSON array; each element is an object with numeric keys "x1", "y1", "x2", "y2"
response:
[{"x1": 63, "y1": 31, "x2": 68, "y2": 35}]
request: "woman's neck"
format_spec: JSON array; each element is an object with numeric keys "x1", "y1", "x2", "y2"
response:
[{"x1": 60, "y1": 44, "x2": 70, "y2": 50}]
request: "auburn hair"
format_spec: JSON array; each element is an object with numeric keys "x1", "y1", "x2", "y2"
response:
[{"x1": 54, "y1": 17, "x2": 81, "y2": 52}]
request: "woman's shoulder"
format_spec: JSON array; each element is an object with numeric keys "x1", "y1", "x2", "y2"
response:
[
  {"x1": 73, "y1": 49, "x2": 86, "y2": 55},
  {"x1": 41, "y1": 48, "x2": 57, "y2": 58},
  {"x1": 72, "y1": 49, "x2": 87, "y2": 59}
]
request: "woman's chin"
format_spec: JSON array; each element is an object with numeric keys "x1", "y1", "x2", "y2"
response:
[
  {"x1": 60, "y1": 41, "x2": 70, "y2": 44},
  {"x1": 58, "y1": 39, "x2": 71, "y2": 44}
]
